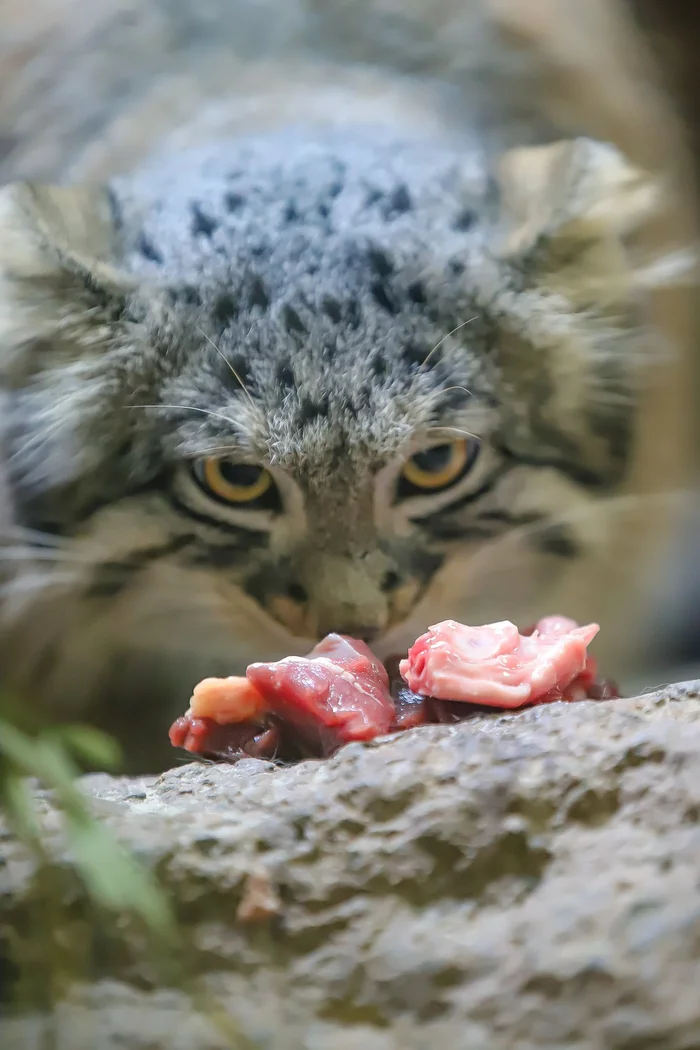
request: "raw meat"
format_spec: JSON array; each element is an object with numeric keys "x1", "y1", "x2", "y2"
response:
[
  {"x1": 189, "y1": 676, "x2": 268, "y2": 724},
  {"x1": 170, "y1": 633, "x2": 396, "y2": 762},
  {"x1": 399, "y1": 618, "x2": 599, "y2": 708},
  {"x1": 169, "y1": 715, "x2": 281, "y2": 760},
  {"x1": 247, "y1": 633, "x2": 395, "y2": 752},
  {"x1": 170, "y1": 615, "x2": 614, "y2": 765}
]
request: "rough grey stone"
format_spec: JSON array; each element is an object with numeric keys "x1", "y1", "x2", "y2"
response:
[{"x1": 3, "y1": 682, "x2": 700, "y2": 1048}]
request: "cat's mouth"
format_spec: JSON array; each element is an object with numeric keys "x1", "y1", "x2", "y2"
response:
[{"x1": 260, "y1": 575, "x2": 429, "y2": 650}]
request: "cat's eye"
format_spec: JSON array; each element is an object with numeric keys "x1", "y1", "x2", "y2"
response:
[
  {"x1": 192, "y1": 458, "x2": 279, "y2": 508},
  {"x1": 398, "y1": 439, "x2": 478, "y2": 497}
]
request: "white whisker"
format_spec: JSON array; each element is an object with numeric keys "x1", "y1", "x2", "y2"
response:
[
  {"x1": 0, "y1": 547, "x2": 93, "y2": 564},
  {"x1": 0, "y1": 526, "x2": 69, "y2": 548},
  {"x1": 438, "y1": 385, "x2": 477, "y2": 404},
  {"x1": 197, "y1": 325, "x2": 255, "y2": 408},
  {"x1": 421, "y1": 316, "x2": 478, "y2": 370},
  {"x1": 429, "y1": 425, "x2": 480, "y2": 442},
  {"x1": 0, "y1": 571, "x2": 78, "y2": 601},
  {"x1": 128, "y1": 404, "x2": 241, "y2": 430}
]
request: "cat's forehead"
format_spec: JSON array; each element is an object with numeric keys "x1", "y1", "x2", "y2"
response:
[
  {"x1": 113, "y1": 129, "x2": 495, "y2": 472},
  {"x1": 112, "y1": 127, "x2": 489, "y2": 278},
  {"x1": 164, "y1": 296, "x2": 492, "y2": 478}
]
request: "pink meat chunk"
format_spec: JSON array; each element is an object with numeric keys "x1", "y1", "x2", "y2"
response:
[
  {"x1": 246, "y1": 633, "x2": 395, "y2": 752},
  {"x1": 399, "y1": 618, "x2": 599, "y2": 708}
]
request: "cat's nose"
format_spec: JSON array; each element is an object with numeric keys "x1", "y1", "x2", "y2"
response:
[{"x1": 326, "y1": 625, "x2": 380, "y2": 644}]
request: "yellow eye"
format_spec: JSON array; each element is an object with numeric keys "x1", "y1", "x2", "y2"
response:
[
  {"x1": 399, "y1": 439, "x2": 477, "y2": 495},
  {"x1": 193, "y1": 458, "x2": 277, "y2": 506}
]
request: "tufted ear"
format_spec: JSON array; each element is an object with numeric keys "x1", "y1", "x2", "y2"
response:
[
  {"x1": 0, "y1": 182, "x2": 135, "y2": 377},
  {"x1": 494, "y1": 137, "x2": 667, "y2": 302}
]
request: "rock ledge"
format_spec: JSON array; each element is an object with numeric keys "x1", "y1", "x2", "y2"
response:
[{"x1": 3, "y1": 682, "x2": 700, "y2": 1049}]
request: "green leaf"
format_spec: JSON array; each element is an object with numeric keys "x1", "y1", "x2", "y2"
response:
[
  {"x1": 52, "y1": 725, "x2": 123, "y2": 771},
  {"x1": 66, "y1": 819, "x2": 175, "y2": 938},
  {"x1": 2, "y1": 772, "x2": 40, "y2": 841},
  {"x1": 0, "y1": 711, "x2": 175, "y2": 945},
  {"x1": 0, "y1": 717, "x2": 50, "y2": 772}
]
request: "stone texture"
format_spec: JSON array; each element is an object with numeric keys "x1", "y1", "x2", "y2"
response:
[{"x1": 3, "y1": 683, "x2": 700, "y2": 1048}]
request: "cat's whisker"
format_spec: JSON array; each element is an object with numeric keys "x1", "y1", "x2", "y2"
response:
[
  {"x1": 0, "y1": 571, "x2": 79, "y2": 601},
  {"x1": 128, "y1": 404, "x2": 242, "y2": 430},
  {"x1": 429, "y1": 425, "x2": 481, "y2": 442},
  {"x1": 0, "y1": 547, "x2": 94, "y2": 564},
  {"x1": 197, "y1": 325, "x2": 256, "y2": 408},
  {"x1": 421, "y1": 316, "x2": 478, "y2": 371},
  {"x1": 0, "y1": 526, "x2": 70, "y2": 548},
  {"x1": 439, "y1": 386, "x2": 477, "y2": 404}
]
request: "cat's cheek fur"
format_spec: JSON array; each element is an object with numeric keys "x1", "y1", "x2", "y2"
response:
[{"x1": 0, "y1": 554, "x2": 308, "y2": 726}]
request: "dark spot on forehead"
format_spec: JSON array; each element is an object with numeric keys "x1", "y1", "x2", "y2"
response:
[
  {"x1": 365, "y1": 187, "x2": 383, "y2": 208},
  {"x1": 371, "y1": 281, "x2": 398, "y2": 315},
  {"x1": 167, "y1": 285, "x2": 202, "y2": 307},
  {"x1": 212, "y1": 292, "x2": 238, "y2": 327},
  {"x1": 371, "y1": 354, "x2": 388, "y2": 378},
  {"x1": 407, "y1": 281, "x2": 427, "y2": 305},
  {"x1": 448, "y1": 257, "x2": 466, "y2": 276},
  {"x1": 322, "y1": 295, "x2": 342, "y2": 324},
  {"x1": 225, "y1": 192, "x2": 245, "y2": 212},
  {"x1": 453, "y1": 208, "x2": 476, "y2": 232},
  {"x1": 368, "y1": 247, "x2": 394, "y2": 278},
  {"x1": 223, "y1": 353, "x2": 253, "y2": 392},
  {"x1": 282, "y1": 304, "x2": 307, "y2": 335},
  {"x1": 249, "y1": 276, "x2": 270, "y2": 311},
  {"x1": 318, "y1": 202, "x2": 330, "y2": 219},
  {"x1": 356, "y1": 383, "x2": 372, "y2": 408},
  {"x1": 299, "y1": 395, "x2": 330, "y2": 425},
  {"x1": 191, "y1": 203, "x2": 219, "y2": 239},
  {"x1": 284, "y1": 201, "x2": 300, "y2": 223},
  {"x1": 385, "y1": 184, "x2": 412, "y2": 217},
  {"x1": 276, "y1": 362, "x2": 295, "y2": 387},
  {"x1": 328, "y1": 179, "x2": 343, "y2": 198},
  {"x1": 402, "y1": 343, "x2": 430, "y2": 372},
  {"x1": 138, "y1": 233, "x2": 163, "y2": 264},
  {"x1": 347, "y1": 299, "x2": 362, "y2": 329}
]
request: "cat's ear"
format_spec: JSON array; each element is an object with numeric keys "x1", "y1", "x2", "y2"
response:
[
  {"x1": 0, "y1": 182, "x2": 134, "y2": 374},
  {"x1": 494, "y1": 138, "x2": 670, "y2": 301}
]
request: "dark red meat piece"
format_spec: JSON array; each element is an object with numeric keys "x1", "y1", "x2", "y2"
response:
[
  {"x1": 246, "y1": 633, "x2": 395, "y2": 753},
  {"x1": 168, "y1": 715, "x2": 283, "y2": 761},
  {"x1": 390, "y1": 687, "x2": 433, "y2": 730}
]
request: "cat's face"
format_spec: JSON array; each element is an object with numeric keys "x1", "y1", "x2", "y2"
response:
[{"x1": 0, "y1": 129, "x2": 659, "y2": 725}]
